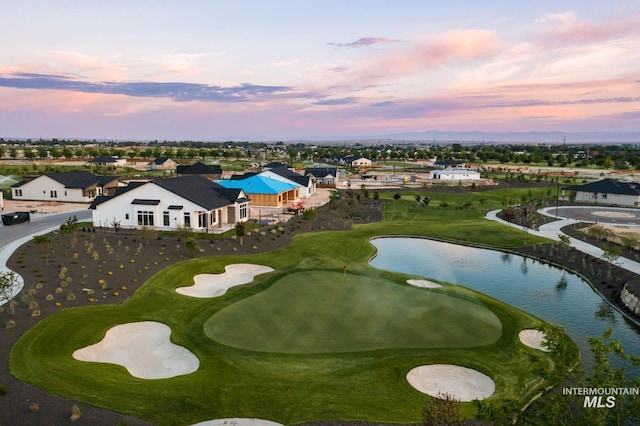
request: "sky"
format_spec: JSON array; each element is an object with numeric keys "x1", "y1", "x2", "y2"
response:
[{"x1": 1, "y1": 0, "x2": 639, "y2": 141}]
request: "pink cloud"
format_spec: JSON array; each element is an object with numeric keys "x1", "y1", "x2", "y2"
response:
[
  {"x1": 352, "y1": 30, "x2": 502, "y2": 82},
  {"x1": 538, "y1": 15, "x2": 640, "y2": 46}
]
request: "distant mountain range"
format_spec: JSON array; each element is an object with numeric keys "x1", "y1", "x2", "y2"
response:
[{"x1": 292, "y1": 130, "x2": 640, "y2": 144}]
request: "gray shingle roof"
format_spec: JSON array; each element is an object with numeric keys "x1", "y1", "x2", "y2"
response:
[
  {"x1": 44, "y1": 171, "x2": 118, "y2": 189},
  {"x1": 304, "y1": 167, "x2": 337, "y2": 178},
  {"x1": 267, "y1": 167, "x2": 310, "y2": 186},
  {"x1": 153, "y1": 175, "x2": 239, "y2": 209},
  {"x1": 90, "y1": 176, "x2": 245, "y2": 210},
  {"x1": 564, "y1": 178, "x2": 640, "y2": 196}
]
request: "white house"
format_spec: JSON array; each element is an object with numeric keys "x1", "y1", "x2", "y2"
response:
[
  {"x1": 304, "y1": 167, "x2": 339, "y2": 188},
  {"x1": 351, "y1": 157, "x2": 372, "y2": 167},
  {"x1": 259, "y1": 167, "x2": 315, "y2": 198},
  {"x1": 564, "y1": 178, "x2": 640, "y2": 207},
  {"x1": 11, "y1": 171, "x2": 120, "y2": 203},
  {"x1": 90, "y1": 175, "x2": 249, "y2": 233},
  {"x1": 429, "y1": 168, "x2": 480, "y2": 180}
]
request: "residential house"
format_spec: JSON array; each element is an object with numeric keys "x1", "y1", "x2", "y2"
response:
[
  {"x1": 259, "y1": 167, "x2": 315, "y2": 198},
  {"x1": 176, "y1": 162, "x2": 222, "y2": 179},
  {"x1": 351, "y1": 157, "x2": 372, "y2": 167},
  {"x1": 11, "y1": 171, "x2": 120, "y2": 203},
  {"x1": 433, "y1": 159, "x2": 465, "y2": 169},
  {"x1": 87, "y1": 155, "x2": 127, "y2": 167},
  {"x1": 216, "y1": 174, "x2": 299, "y2": 208},
  {"x1": 304, "y1": 167, "x2": 339, "y2": 188},
  {"x1": 90, "y1": 175, "x2": 249, "y2": 233},
  {"x1": 148, "y1": 157, "x2": 178, "y2": 172},
  {"x1": 564, "y1": 178, "x2": 640, "y2": 207},
  {"x1": 429, "y1": 168, "x2": 480, "y2": 180}
]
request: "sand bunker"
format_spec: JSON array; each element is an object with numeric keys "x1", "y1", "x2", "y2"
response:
[
  {"x1": 406, "y1": 364, "x2": 495, "y2": 402},
  {"x1": 72, "y1": 321, "x2": 199, "y2": 379},
  {"x1": 176, "y1": 264, "x2": 274, "y2": 298},
  {"x1": 190, "y1": 419, "x2": 283, "y2": 426},
  {"x1": 406, "y1": 279, "x2": 441, "y2": 288},
  {"x1": 519, "y1": 329, "x2": 550, "y2": 352}
]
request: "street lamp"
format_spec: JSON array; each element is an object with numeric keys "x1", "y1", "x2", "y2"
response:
[{"x1": 555, "y1": 181, "x2": 560, "y2": 218}]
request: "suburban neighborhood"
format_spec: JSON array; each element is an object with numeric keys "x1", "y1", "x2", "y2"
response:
[{"x1": 1, "y1": 139, "x2": 640, "y2": 426}]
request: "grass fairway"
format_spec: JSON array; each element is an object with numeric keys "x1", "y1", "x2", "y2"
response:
[
  {"x1": 206, "y1": 271, "x2": 502, "y2": 353},
  {"x1": 10, "y1": 187, "x2": 577, "y2": 425}
]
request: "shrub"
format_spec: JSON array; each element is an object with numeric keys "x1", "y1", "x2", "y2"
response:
[
  {"x1": 29, "y1": 402, "x2": 39, "y2": 413},
  {"x1": 70, "y1": 404, "x2": 81, "y2": 421},
  {"x1": 0, "y1": 384, "x2": 7, "y2": 395}
]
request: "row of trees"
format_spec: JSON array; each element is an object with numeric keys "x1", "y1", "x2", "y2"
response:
[{"x1": 2, "y1": 138, "x2": 639, "y2": 169}]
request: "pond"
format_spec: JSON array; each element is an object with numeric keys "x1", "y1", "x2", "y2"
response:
[{"x1": 369, "y1": 237, "x2": 640, "y2": 373}]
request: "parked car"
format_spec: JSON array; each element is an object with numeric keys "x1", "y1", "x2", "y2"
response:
[{"x1": 1, "y1": 211, "x2": 30, "y2": 226}]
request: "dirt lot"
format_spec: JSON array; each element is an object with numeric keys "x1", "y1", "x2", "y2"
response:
[{"x1": 2, "y1": 200, "x2": 90, "y2": 214}]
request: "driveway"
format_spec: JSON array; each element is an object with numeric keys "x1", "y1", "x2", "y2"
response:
[{"x1": 0, "y1": 207, "x2": 92, "y2": 305}]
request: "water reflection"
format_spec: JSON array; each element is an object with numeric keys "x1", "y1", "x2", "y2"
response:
[
  {"x1": 556, "y1": 272, "x2": 568, "y2": 291},
  {"x1": 369, "y1": 237, "x2": 640, "y2": 374}
]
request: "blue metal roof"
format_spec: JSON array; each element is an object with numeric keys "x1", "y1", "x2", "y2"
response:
[{"x1": 216, "y1": 174, "x2": 298, "y2": 194}]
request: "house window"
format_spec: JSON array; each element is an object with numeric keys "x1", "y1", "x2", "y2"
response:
[
  {"x1": 197, "y1": 211, "x2": 207, "y2": 228},
  {"x1": 125, "y1": 214, "x2": 129, "y2": 220},
  {"x1": 184, "y1": 212, "x2": 191, "y2": 228},
  {"x1": 50, "y1": 190, "x2": 57, "y2": 198},
  {"x1": 240, "y1": 203, "x2": 248, "y2": 219},
  {"x1": 137, "y1": 211, "x2": 154, "y2": 226},
  {"x1": 163, "y1": 211, "x2": 170, "y2": 226},
  {"x1": 14, "y1": 189, "x2": 22, "y2": 197},
  {"x1": 64, "y1": 191, "x2": 67, "y2": 196},
  {"x1": 210, "y1": 211, "x2": 217, "y2": 225},
  {"x1": 602, "y1": 193, "x2": 607, "y2": 199}
]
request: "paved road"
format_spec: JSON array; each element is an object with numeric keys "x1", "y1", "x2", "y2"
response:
[
  {"x1": 0, "y1": 209, "x2": 92, "y2": 250},
  {"x1": 544, "y1": 205, "x2": 640, "y2": 225},
  {"x1": 0, "y1": 208, "x2": 92, "y2": 305}
]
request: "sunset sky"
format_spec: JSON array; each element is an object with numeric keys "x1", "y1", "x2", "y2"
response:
[{"x1": 1, "y1": 1, "x2": 639, "y2": 141}]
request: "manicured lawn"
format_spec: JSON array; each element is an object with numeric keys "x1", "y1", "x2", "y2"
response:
[
  {"x1": 9, "y1": 187, "x2": 575, "y2": 425},
  {"x1": 205, "y1": 271, "x2": 502, "y2": 353}
]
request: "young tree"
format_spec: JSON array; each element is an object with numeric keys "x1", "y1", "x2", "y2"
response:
[
  {"x1": 0, "y1": 271, "x2": 21, "y2": 315},
  {"x1": 558, "y1": 233, "x2": 572, "y2": 255},
  {"x1": 620, "y1": 233, "x2": 639, "y2": 254},
  {"x1": 235, "y1": 221, "x2": 246, "y2": 246},
  {"x1": 185, "y1": 237, "x2": 200, "y2": 257}
]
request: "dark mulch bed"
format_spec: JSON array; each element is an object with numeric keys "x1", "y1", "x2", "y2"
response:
[{"x1": 0, "y1": 193, "x2": 383, "y2": 426}]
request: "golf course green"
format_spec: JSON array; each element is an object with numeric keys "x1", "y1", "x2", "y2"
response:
[
  {"x1": 205, "y1": 271, "x2": 502, "y2": 353},
  {"x1": 9, "y1": 186, "x2": 578, "y2": 425}
]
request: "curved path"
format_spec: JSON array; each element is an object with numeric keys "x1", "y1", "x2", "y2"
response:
[
  {"x1": 486, "y1": 206, "x2": 640, "y2": 275},
  {"x1": 0, "y1": 208, "x2": 92, "y2": 305}
]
